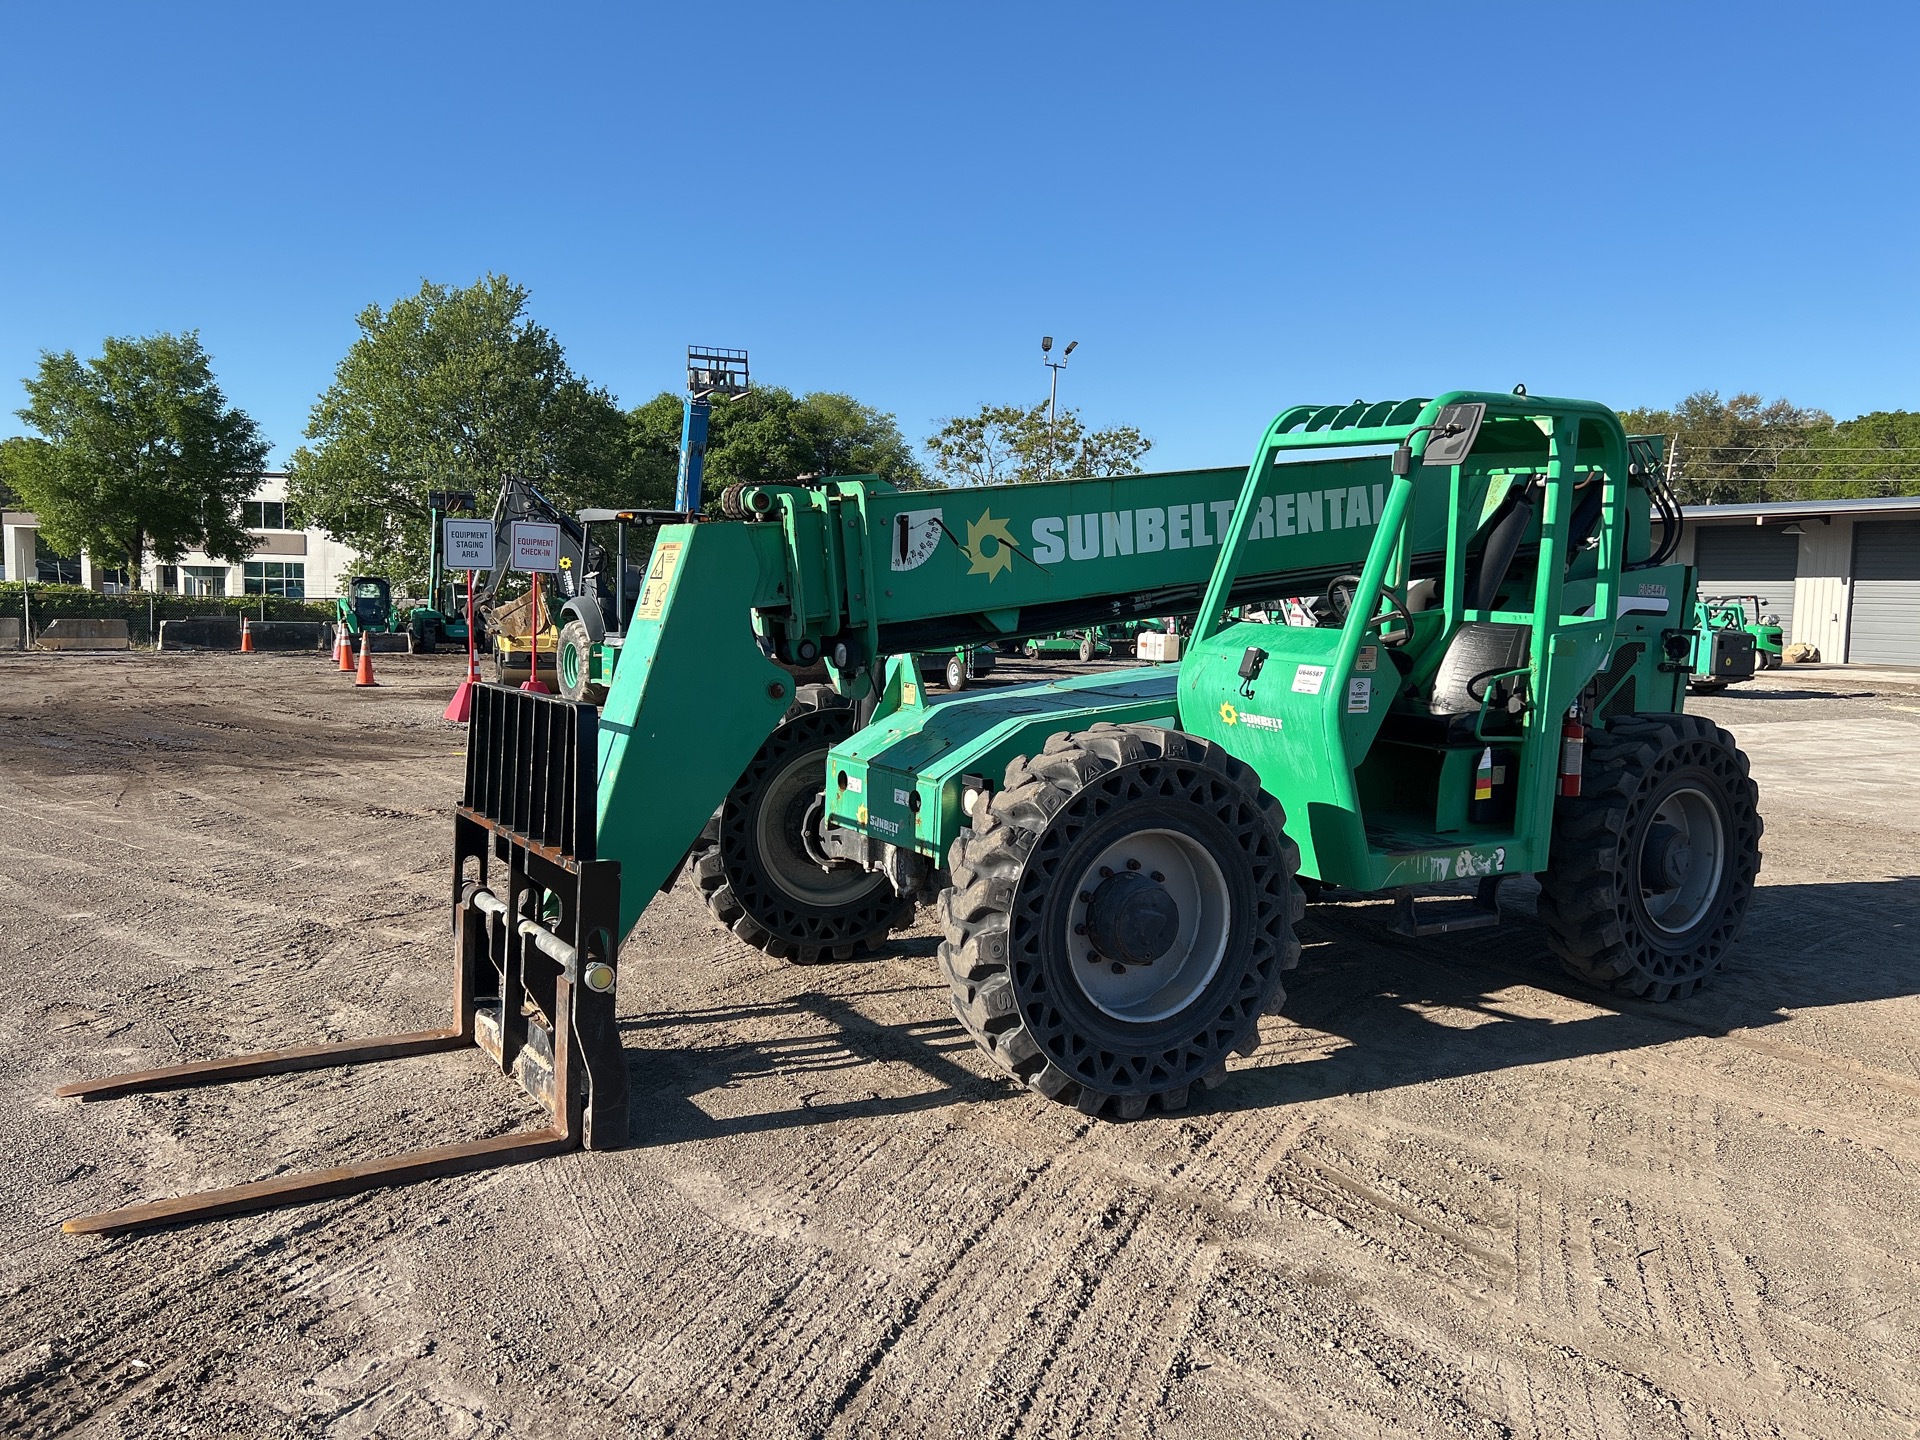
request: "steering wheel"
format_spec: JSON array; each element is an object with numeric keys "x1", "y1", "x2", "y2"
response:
[{"x1": 1324, "y1": 574, "x2": 1413, "y2": 647}]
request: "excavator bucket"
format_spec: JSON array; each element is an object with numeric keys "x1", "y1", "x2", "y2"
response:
[{"x1": 58, "y1": 685, "x2": 624, "y2": 1237}]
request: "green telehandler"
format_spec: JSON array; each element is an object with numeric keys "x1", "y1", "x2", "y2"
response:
[{"x1": 59, "y1": 389, "x2": 1762, "y2": 1235}]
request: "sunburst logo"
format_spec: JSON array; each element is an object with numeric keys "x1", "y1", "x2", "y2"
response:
[
  {"x1": 965, "y1": 509, "x2": 1018, "y2": 582},
  {"x1": 1219, "y1": 701, "x2": 1238, "y2": 726}
]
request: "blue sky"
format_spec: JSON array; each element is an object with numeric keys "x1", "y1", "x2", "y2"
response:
[{"x1": 4, "y1": 2, "x2": 1916, "y2": 472}]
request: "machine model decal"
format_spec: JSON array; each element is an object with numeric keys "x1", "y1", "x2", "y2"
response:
[
  {"x1": 1293, "y1": 664, "x2": 1326, "y2": 694},
  {"x1": 966, "y1": 509, "x2": 1019, "y2": 582},
  {"x1": 891, "y1": 509, "x2": 944, "y2": 573}
]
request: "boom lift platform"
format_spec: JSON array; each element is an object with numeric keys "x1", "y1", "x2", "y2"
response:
[{"x1": 60, "y1": 389, "x2": 1761, "y2": 1235}]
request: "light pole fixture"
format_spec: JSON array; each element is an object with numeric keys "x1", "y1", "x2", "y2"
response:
[{"x1": 1043, "y1": 336, "x2": 1078, "y2": 435}]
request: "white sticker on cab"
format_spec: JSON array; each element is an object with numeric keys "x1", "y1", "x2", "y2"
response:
[
  {"x1": 1293, "y1": 664, "x2": 1326, "y2": 695},
  {"x1": 1347, "y1": 677, "x2": 1371, "y2": 713}
]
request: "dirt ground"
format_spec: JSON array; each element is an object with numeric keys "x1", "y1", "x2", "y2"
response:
[{"x1": 0, "y1": 649, "x2": 1915, "y2": 1440}]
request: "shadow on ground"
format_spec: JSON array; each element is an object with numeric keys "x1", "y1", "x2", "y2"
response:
[{"x1": 613, "y1": 875, "x2": 1920, "y2": 1144}]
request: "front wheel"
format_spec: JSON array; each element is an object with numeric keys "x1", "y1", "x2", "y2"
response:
[
  {"x1": 557, "y1": 619, "x2": 607, "y2": 705},
  {"x1": 944, "y1": 653, "x2": 968, "y2": 691},
  {"x1": 689, "y1": 684, "x2": 915, "y2": 963},
  {"x1": 1539, "y1": 713, "x2": 1762, "y2": 1001},
  {"x1": 939, "y1": 724, "x2": 1303, "y2": 1117},
  {"x1": 1078, "y1": 635, "x2": 1096, "y2": 663}
]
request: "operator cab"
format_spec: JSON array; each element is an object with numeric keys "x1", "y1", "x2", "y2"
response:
[{"x1": 347, "y1": 576, "x2": 392, "y2": 631}]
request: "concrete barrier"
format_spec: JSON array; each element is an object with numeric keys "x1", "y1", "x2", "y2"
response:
[
  {"x1": 37, "y1": 618, "x2": 132, "y2": 651},
  {"x1": 0, "y1": 617, "x2": 19, "y2": 650},
  {"x1": 159, "y1": 618, "x2": 332, "y2": 651}
]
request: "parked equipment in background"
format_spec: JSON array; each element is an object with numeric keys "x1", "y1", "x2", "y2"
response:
[
  {"x1": 915, "y1": 644, "x2": 997, "y2": 692},
  {"x1": 337, "y1": 576, "x2": 397, "y2": 637},
  {"x1": 1688, "y1": 595, "x2": 1762, "y2": 690},
  {"x1": 406, "y1": 490, "x2": 484, "y2": 653},
  {"x1": 676, "y1": 347, "x2": 750, "y2": 513},
  {"x1": 1023, "y1": 628, "x2": 1113, "y2": 661},
  {"x1": 59, "y1": 388, "x2": 1764, "y2": 1236},
  {"x1": 1705, "y1": 593, "x2": 1785, "y2": 670}
]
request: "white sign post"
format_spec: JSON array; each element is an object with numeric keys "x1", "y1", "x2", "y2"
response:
[
  {"x1": 509, "y1": 522, "x2": 562, "y2": 693},
  {"x1": 443, "y1": 518, "x2": 495, "y2": 573}
]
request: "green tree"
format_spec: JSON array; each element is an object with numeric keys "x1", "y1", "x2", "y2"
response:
[
  {"x1": 923, "y1": 401, "x2": 1151, "y2": 486},
  {"x1": 1618, "y1": 390, "x2": 1833, "y2": 504},
  {"x1": 623, "y1": 385, "x2": 932, "y2": 503},
  {"x1": 1787, "y1": 410, "x2": 1920, "y2": 499},
  {"x1": 286, "y1": 274, "x2": 636, "y2": 587},
  {"x1": 11, "y1": 332, "x2": 268, "y2": 574},
  {"x1": 0, "y1": 435, "x2": 48, "y2": 510}
]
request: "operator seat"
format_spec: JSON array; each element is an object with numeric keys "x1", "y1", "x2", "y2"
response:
[{"x1": 1378, "y1": 480, "x2": 1537, "y2": 747}]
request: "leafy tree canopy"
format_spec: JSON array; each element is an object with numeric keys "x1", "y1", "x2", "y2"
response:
[
  {"x1": 1614, "y1": 389, "x2": 1919, "y2": 504},
  {"x1": 285, "y1": 274, "x2": 636, "y2": 587},
  {"x1": 624, "y1": 385, "x2": 931, "y2": 502},
  {"x1": 11, "y1": 332, "x2": 268, "y2": 571},
  {"x1": 924, "y1": 401, "x2": 1151, "y2": 486}
]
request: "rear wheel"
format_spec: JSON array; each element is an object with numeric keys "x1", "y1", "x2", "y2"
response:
[
  {"x1": 939, "y1": 723, "x2": 1302, "y2": 1117},
  {"x1": 690, "y1": 684, "x2": 915, "y2": 963},
  {"x1": 944, "y1": 653, "x2": 968, "y2": 691},
  {"x1": 410, "y1": 616, "x2": 438, "y2": 654},
  {"x1": 1078, "y1": 634, "x2": 1096, "y2": 663},
  {"x1": 557, "y1": 619, "x2": 607, "y2": 705},
  {"x1": 1024, "y1": 641, "x2": 1041, "y2": 660},
  {"x1": 1539, "y1": 713, "x2": 1762, "y2": 1001}
]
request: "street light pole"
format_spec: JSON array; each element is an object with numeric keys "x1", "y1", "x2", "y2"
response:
[{"x1": 1040, "y1": 335, "x2": 1079, "y2": 435}]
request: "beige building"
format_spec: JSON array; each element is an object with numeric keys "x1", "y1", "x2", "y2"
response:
[
  {"x1": 1678, "y1": 496, "x2": 1920, "y2": 665},
  {"x1": 1, "y1": 472, "x2": 359, "y2": 599}
]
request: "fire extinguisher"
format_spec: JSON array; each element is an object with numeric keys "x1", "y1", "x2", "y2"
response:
[{"x1": 1559, "y1": 706, "x2": 1587, "y2": 798}]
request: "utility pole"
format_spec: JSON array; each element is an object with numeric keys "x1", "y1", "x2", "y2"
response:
[{"x1": 1040, "y1": 335, "x2": 1078, "y2": 435}]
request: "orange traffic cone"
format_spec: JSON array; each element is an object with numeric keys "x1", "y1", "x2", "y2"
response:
[
  {"x1": 354, "y1": 632, "x2": 378, "y2": 687},
  {"x1": 337, "y1": 626, "x2": 354, "y2": 672},
  {"x1": 240, "y1": 617, "x2": 256, "y2": 654}
]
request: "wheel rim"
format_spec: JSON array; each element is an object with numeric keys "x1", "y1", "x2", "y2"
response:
[
  {"x1": 754, "y1": 747, "x2": 886, "y2": 907},
  {"x1": 1634, "y1": 784, "x2": 1727, "y2": 935},
  {"x1": 1066, "y1": 828, "x2": 1231, "y2": 1023},
  {"x1": 947, "y1": 656, "x2": 963, "y2": 687},
  {"x1": 559, "y1": 640, "x2": 580, "y2": 689}
]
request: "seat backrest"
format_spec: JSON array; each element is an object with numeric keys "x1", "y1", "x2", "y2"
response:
[{"x1": 1426, "y1": 621, "x2": 1529, "y2": 718}]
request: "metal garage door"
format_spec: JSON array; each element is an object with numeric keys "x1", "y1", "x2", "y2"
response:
[
  {"x1": 1849, "y1": 520, "x2": 1920, "y2": 665},
  {"x1": 1694, "y1": 525, "x2": 1797, "y2": 638}
]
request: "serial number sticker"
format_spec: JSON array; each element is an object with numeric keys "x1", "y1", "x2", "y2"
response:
[
  {"x1": 1293, "y1": 664, "x2": 1326, "y2": 694},
  {"x1": 843, "y1": 775, "x2": 862, "y2": 794},
  {"x1": 635, "y1": 541, "x2": 683, "y2": 621},
  {"x1": 893, "y1": 788, "x2": 911, "y2": 806},
  {"x1": 1347, "y1": 677, "x2": 1372, "y2": 713},
  {"x1": 901, "y1": 683, "x2": 918, "y2": 706},
  {"x1": 1355, "y1": 646, "x2": 1377, "y2": 673}
]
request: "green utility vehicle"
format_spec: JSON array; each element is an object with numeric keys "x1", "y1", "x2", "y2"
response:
[
  {"x1": 1706, "y1": 594, "x2": 1785, "y2": 670},
  {"x1": 405, "y1": 489, "x2": 483, "y2": 653},
  {"x1": 60, "y1": 389, "x2": 1766, "y2": 1236},
  {"x1": 1689, "y1": 595, "x2": 1765, "y2": 689},
  {"x1": 336, "y1": 576, "x2": 397, "y2": 637}
]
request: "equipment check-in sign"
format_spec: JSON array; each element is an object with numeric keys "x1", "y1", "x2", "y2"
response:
[
  {"x1": 509, "y1": 521, "x2": 562, "y2": 573},
  {"x1": 443, "y1": 519, "x2": 495, "y2": 571}
]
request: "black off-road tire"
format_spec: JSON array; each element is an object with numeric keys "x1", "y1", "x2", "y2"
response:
[
  {"x1": 1539, "y1": 713, "x2": 1762, "y2": 1002},
  {"x1": 938, "y1": 723, "x2": 1303, "y2": 1118},
  {"x1": 410, "y1": 616, "x2": 438, "y2": 654},
  {"x1": 690, "y1": 684, "x2": 915, "y2": 964},
  {"x1": 557, "y1": 619, "x2": 607, "y2": 705}
]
